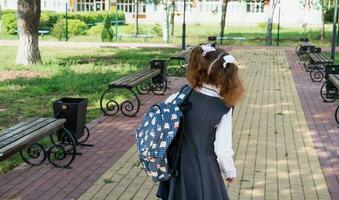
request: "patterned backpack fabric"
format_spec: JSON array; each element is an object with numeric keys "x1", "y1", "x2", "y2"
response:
[{"x1": 136, "y1": 85, "x2": 192, "y2": 182}]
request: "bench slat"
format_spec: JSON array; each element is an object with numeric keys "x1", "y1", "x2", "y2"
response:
[
  {"x1": 0, "y1": 118, "x2": 49, "y2": 143},
  {"x1": 0, "y1": 118, "x2": 66, "y2": 161},
  {"x1": 111, "y1": 69, "x2": 161, "y2": 88},
  {"x1": 310, "y1": 53, "x2": 333, "y2": 63},
  {"x1": 127, "y1": 69, "x2": 161, "y2": 87},
  {"x1": 0, "y1": 118, "x2": 39, "y2": 136},
  {"x1": 0, "y1": 118, "x2": 57, "y2": 149},
  {"x1": 111, "y1": 69, "x2": 153, "y2": 86}
]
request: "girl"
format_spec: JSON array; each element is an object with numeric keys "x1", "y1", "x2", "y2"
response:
[{"x1": 157, "y1": 44, "x2": 244, "y2": 200}]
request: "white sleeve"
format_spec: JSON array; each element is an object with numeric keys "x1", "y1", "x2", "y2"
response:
[
  {"x1": 164, "y1": 92, "x2": 179, "y2": 103},
  {"x1": 214, "y1": 108, "x2": 236, "y2": 179}
]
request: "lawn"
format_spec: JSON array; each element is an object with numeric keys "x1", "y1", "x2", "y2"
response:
[
  {"x1": 0, "y1": 46, "x2": 177, "y2": 174},
  {"x1": 1, "y1": 23, "x2": 338, "y2": 47}
]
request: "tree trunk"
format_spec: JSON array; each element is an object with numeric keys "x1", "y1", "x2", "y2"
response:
[
  {"x1": 220, "y1": 0, "x2": 229, "y2": 45},
  {"x1": 321, "y1": 5, "x2": 325, "y2": 41},
  {"x1": 16, "y1": 0, "x2": 42, "y2": 65},
  {"x1": 135, "y1": 0, "x2": 139, "y2": 35},
  {"x1": 170, "y1": 0, "x2": 175, "y2": 36},
  {"x1": 266, "y1": 0, "x2": 278, "y2": 46}
]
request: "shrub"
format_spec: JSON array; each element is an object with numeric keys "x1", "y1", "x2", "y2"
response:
[
  {"x1": 68, "y1": 11, "x2": 125, "y2": 24},
  {"x1": 1, "y1": 12, "x2": 16, "y2": 34},
  {"x1": 324, "y1": 7, "x2": 334, "y2": 23},
  {"x1": 101, "y1": 16, "x2": 114, "y2": 42},
  {"x1": 40, "y1": 12, "x2": 63, "y2": 29},
  {"x1": 88, "y1": 24, "x2": 104, "y2": 35},
  {"x1": 51, "y1": 19, "x2": 88, "y2": 40},
  {"x1": 152, "y1": 23, "x2": 162, "y2": 36},
  {"x1": 124, "y1": 24, "x2": 146, "y2": 34}
]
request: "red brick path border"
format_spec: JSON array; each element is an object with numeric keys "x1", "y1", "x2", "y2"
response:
[
  {"x1": 286, "y1": 49, "x2": 339, "y2": 200},
  {"x1": 0, "y1": 77, "x2": 185, "y2": 200}
]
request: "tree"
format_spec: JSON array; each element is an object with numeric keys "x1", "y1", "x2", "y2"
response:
[
  {"x1": 170, "y1": 0, "x2": 176, "y2": 36},
  {"x1": 266, "y1": 0, "x2": 279, "y2": 46},
  {"x1": 220, "y1": 0, "x2": 229, "y2": 44},
  {"x1": 135, "y1": 0, "x2": 139, "y2": 34},
  {"x1": 300, "y1": 0, "x2": 333, "y2": 41},
  {"x1": 16, "y1": 0, "x2": 42, "y2": 65}
]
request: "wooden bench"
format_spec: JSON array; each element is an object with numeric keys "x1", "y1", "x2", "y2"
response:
[
  {"x1": 100, "y1": 60, "x2": 167, "y2": 117},
  {"x1": 320, "y1": 65, "x2": 339, "y2": 102},
  {"x1": 117, "y1": 34, "x2": 153, "y2": 42},
  {"x1": 295, "y1": 39, "x2": 315, "y2": 60},
  {"x1": 0, "y1": 118, "x2": 77, "y2": 168},
  {"x1": 167, "y1": 48, "x2": 192, "y2": 77},
  {"x1": 307, "y1": 52, "x2": 333, "y2": 82}
]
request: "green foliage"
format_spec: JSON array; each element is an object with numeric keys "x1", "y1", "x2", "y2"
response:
[
  {"x1": 101, "y1": 16, "x2": 114, "y2": 42},
  {"x1": 88, "y1": 24, "x2": 104, "y2": 35},
  {"x1": 39, "y1": 12, "x2": 63, "y2": 30},
  {"x1": 51, "y1": 19, "x2": 88, "y2": 40},
  {"x1": 256, "y1": 22, "x2": 281, "y2": 31},
  {"x1": 152, "y1": 23, "x2": 162, "y2": 36},
  {"x1": 1, "y1": 12, "x2": 17, "y2": 34},
  {"x1": 324, "y1": 7, "x2": 334, "y2": 22},
  {"x1": 125, "y1": 24, "x2": 147, "y2": 34},
  {"x1": 68, "y1": 11, "x2": 125, "y2": 24}
]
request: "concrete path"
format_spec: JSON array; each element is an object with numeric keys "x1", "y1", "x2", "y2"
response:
[
  {"x1": 78, "y1": 48, "x2": 332, "y2": 200},
  {"x1": 287, "y1": 49, "x2": 339, "y2": 200}
]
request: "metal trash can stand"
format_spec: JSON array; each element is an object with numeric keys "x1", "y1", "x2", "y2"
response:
[{"x1": 53, "y1": 97, "x2": 91, "y2": 145}]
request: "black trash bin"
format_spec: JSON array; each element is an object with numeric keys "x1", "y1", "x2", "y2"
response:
[
  {"x1": 53, "y1": 97, "x2": 88, "y2": 143},
  {"x1": 150, "y1": 60, "x2": 167, "y2": 84}
]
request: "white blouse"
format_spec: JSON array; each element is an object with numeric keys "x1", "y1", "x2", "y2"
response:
[{"x1": 165, "y1": 84, "x2": 237, "y2": 179}]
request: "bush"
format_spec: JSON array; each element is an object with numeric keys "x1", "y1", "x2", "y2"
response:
[
  {"x1": 101, "y1": 16, "x2": 114, "y2": 42},
  {"x1": 40, "y1": 12, "x2": 63, "y2": 29},
  {"x1": 51, "y1": 19, "x2": 88, "y2": 40},
  {"x1": 324, "y1": 7, "x2": 334, "y2": 23},
  {"x1": 68, "y1": 11, "x2": 125, "y2": 24},
  {"x1": 256, "y1": 22, "x2": 281, "y2": 31},
  {"x1": 152, "y1": 23, "x2": 162, "y2": 36},
  {"x1": 124, "y1": 24, "x2": 147, "y2": 34},
  {"x1": 1, "y1": 12, "x2": 16, "y2": 34},
  {"x1": 88, "y1": 24, "x2": 104, "y2": 35}
]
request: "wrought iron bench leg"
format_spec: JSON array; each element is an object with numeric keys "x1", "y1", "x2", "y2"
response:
[
  {"x1": 310, "y1": 64, "x2": 324, "y2": 82},
  {"x1": 335, "y1": 105, "x2": 339, "y2": 125},
  {"x1": 151, "y1": 74, "x2": 168, "y2": 95},
  {"x1": 100, "y1": 87, "x2": 141, "y2": 117},
  {"x1": 20, "y1": 143, "x2": 47, "y2": 166},
  {"x1": 47, "y1": 128, "x2": 77, "y2": 169},
  {"x1": 320, "y1": 81, "x2": 338, "y2": 103}
]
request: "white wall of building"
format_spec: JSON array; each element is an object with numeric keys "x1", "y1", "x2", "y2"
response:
[
  {"x1": 0, "y1": 0, "x2": 67, "y2": 12},
  {"x1": 121, "y1": 0, "x2": 322, "y2": 27}
]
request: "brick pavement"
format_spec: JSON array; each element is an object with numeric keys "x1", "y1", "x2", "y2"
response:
[
  {"x1": 286, "y1": 49, "x2": 339, "y2": 200},
  {"x1": 0, "y1": 77, "x2": 184, "y2": 200},
  {"x1": 79, "y1": 48, "x2": 331, "y2": 200}
]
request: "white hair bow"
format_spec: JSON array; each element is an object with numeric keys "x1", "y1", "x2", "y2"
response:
[
  {"x1": 201, "y1": 44, "x2": 216, "y2": 56},
  {"x1": 223, "y1": 55, "x2": 235, "y2": 68}
]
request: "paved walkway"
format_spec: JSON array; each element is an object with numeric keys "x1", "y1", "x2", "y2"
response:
[
  {"x1": 286, "y1": 50, "x2": 339, "y2": 200},
  {"x1": 79, "y1": 48, "x2": 331, "y2": 200}
]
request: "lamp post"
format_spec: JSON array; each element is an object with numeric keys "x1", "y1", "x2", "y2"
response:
[
  {"x1": 276, "y1": 0, "x2": 281, "y2": 46},
  {"x1": 182, "y1": 0, "x2": 187, "y2": 50},
  {"x1": 330, "y1": 0, "x2": 338, "y2": 60},
  {"x1": 115, "y1": 3, "x2": 118, "y2": 42}
]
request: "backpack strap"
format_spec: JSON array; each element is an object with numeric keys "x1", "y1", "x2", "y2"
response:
[{"x1": 171, "y1": 85, "x2": 192, "y2": 106}]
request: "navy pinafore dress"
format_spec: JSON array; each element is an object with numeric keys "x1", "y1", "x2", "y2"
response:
[{"x1": 157, "y1": 90, "x2": 231, "y2": 200}]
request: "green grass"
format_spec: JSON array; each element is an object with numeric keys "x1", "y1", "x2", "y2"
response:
[
  {"x1": 0, "y1": 46, "x2": 176, "y2": 174},
  {"x1": 1, "y1": 23, "x2": 338, "y2": 47}
]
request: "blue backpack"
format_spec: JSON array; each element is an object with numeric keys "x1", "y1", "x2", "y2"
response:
[{"x1": 135, "y1": 85, "x2": 192, "y2": 182}]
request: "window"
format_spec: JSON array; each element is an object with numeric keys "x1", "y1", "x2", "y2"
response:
[{"x1": 246, "y1": 0, "x2": 264, "y2": 13}]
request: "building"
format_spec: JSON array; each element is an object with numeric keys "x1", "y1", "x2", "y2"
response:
[
  {"x1": 0, "y1": 0, "x2": 322, "y2": 27},
  {"x1": 0, "y1": 0, "x2": 112, "y2": 12},
  {"x1": 117, "y1": 0, "x2": 322, "y2": 27}
]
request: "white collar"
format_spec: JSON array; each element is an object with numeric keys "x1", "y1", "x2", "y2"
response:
[{"x1": 195, "y1": 84, "x2": 221, "y2": 98}]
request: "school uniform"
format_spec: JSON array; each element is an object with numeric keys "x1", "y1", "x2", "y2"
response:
[{"x1": 157, "y1": 84, "x2": 236, "y2": 200}]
